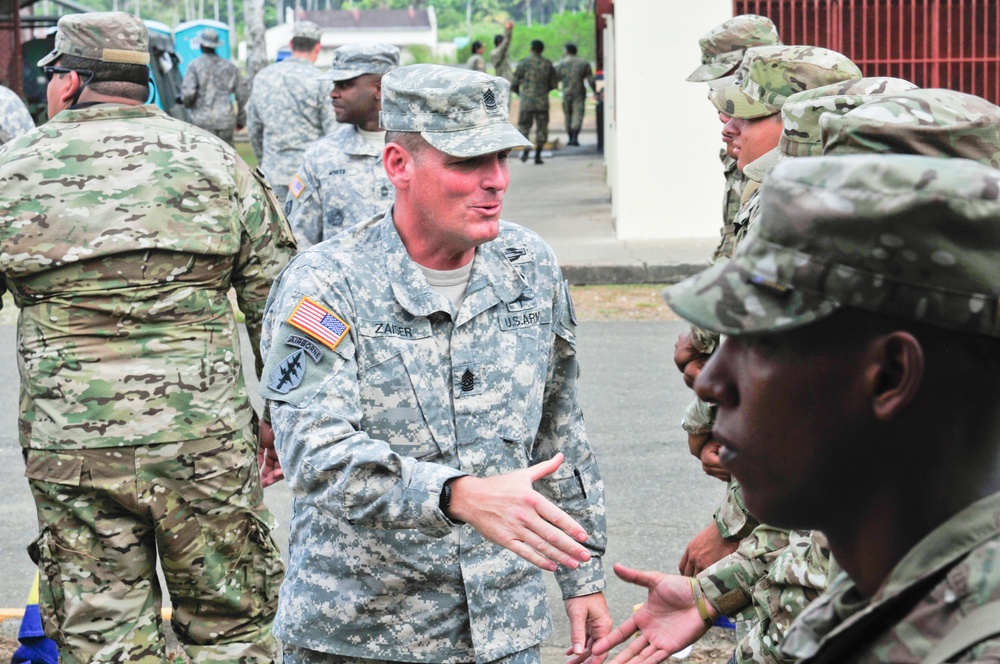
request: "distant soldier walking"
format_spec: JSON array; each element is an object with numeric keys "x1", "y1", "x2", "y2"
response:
[
  {"x1": 512, "y1": 39, "x2": 559, "y2": 164},
  {"x1": 180, "y1": 27, "x2": 247, "y2": 146},
  {"x1": 555, "y1": 43, "x2": 595, "y2": 146},
  {"x1": 246, "y1": 21, "x2": 337, "y2": 202}
]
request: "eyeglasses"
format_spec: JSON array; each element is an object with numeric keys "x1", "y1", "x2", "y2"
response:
[{"x1": 43, "y1": 66, "x2": 93, "y2": 82}]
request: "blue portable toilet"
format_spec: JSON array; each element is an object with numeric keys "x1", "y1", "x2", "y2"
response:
[{"x1": 174, "y1": 19, "x2": 231, "y2": 76}]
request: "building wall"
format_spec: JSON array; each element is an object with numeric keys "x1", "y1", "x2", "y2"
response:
[{"x1": 609, "y1": 0, "x2": 731, "y2": 240}]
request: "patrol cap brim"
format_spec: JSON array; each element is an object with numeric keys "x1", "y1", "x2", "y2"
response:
[
  {"x1": 663, "y1": 244, "x2": 841, "y2": 337},
  {"x1": 38, "y1": 49, "x2": 62, "y2": 67},
  {"x1": 686, "y1": 55, "x2": 741, "y2": 83},
  {"x1": 420, "y1": 121, "x2": 532, "y2": 158},
  {"x1": 321, "y1": 67, "x2": 368, "y2": 82}
]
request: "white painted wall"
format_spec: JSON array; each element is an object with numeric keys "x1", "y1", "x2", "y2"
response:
[{"x1": 607, "y1": 0, "x2": 732, "y2": 240}]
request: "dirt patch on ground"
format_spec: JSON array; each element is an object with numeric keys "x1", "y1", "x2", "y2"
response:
[{"x1": 570, "y1": 284, "x2": 680, "y2": 321}]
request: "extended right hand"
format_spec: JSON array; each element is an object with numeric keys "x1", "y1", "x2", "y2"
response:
[{"x1": 448, "y1": 453, "x2": 592, "y2": 572}]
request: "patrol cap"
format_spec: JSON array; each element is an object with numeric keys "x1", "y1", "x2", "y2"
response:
[
  {"x1": 38, "y1": 11, "x2": 150, "y2": 67},
  {"x1": 710, "y1": 45, "x2": 863, "y2": 119},
  {"x1": 742, "y1": 76, "x2": 918, "y2": 181},
  {"x1": 664, "y1": 155, "x2": 1000, "y2": 338},
  {"x1": 380, "y1": 64, "x2": 531, "y2": 158},
  {"x1": 822, "y1": 88, "x2": 1000, "y2": 167},
  {"x1": 323, "y1": 43, "x2": 400, "y2": 82},
  {"x1": 293, "y1": 20, "x2": 323, "y2": 42},
  {"x1": 687, "y1": 14, "x2": 781, "y2": 83},
  {"x1": 197, "y1": 28, "x2": 221, "y2": 49}
]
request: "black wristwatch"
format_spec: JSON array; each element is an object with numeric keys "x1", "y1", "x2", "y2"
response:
[{"x1": 440, "y1": 479, "x2": 464, "y2": 524}]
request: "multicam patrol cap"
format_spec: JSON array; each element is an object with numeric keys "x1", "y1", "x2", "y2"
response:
[
  {"x1": 293, "y1": 20, "x2": 323, "y2": 42},
  {"x1": 822, "y1": 88, "x2": 1000, "y2": 167},
  {"x1": 709, "y1": 45, "x2": 863, "y2": 119},
  {"x1": 380, "y1": 64, "x2": 531, "y2": 158},
  {"x1": 323, "y1": 43, "x2": 400, "y2": 82},
  {"x1": 742, "y1": 76, "x2": 917, "y2": 180},
  {"x1": 38, "y1": 11, "x2": 149, "y2": 67},
  {"x1": 664, "y1": 154, "x2": 1000, "y2": 338},
  {"x1": 687, "y1": 14, "x2": 781, "y2": 82},
  {"x1": 197, "y1": 28, "x2": 221, "y2": 49}
]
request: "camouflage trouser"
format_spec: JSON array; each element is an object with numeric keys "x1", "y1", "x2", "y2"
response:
[
  {"x1": 282, "y1": 644, "x2": 541, "y2": 664},
  {"x1": 562, "y1": 94, "x2": 586, "y2": 133},
  {"x1": 25, "y1": 427, "x2": 285, "y2": 664},
  {"x1": 517, "y1": 109, "x2": 550, "y2": 149},
  {"x1": 206, "y1": 127, "x2": 236, "y2": 147}
]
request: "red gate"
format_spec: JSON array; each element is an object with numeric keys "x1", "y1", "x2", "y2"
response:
[{"x1": 734, "y1": 0, "x2": 1000, "y2": 105}]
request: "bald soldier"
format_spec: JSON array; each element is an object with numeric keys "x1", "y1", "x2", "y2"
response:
[
  {"x1": 0, "y1": 12, "x2": 294, "y2": 662},
  {"x1": 259, "y1": 64, "x2": 610, "y2": 664},
  {"x1": 596, "y1": 153, "x2": 1000, "y2": 663}
]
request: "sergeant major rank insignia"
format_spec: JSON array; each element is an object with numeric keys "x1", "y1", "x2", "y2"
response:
[{"x1": 483, "y1": 89, "x2": 498, "y2": 110}]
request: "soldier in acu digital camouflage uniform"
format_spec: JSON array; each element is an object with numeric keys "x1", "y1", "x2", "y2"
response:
[
  {"x1": 0, "y1": 83, "x2": 34, "y2": 145},
  {"x1": 512, "y1": 39, "x2": 559, "y2": 164},
  {"x1": 598, "y1": 152, "x2": 1000, "y2": 664},
  {"x1": 555, "y1": 43, "x2": 595, "y2": 146},
  {"x1": 257, "y1": 63, "x2": 611, "y2": 664},
  {"x1": 246, "y1": 21, "x2": 337, "y2": 202},
  {"x1": 0, "y1": 12, "x2": 294, "y2": 663},
  {"x1": 285, "y1": 43, "x2": 399, "y2": 249},
  {"x1": 180, "y1": 27, "x2": 248, "y2": 146}
]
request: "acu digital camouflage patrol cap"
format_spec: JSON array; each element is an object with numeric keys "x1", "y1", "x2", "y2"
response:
[
  {"x1": 323, "y1": 43, "x2": 400, "y2": 82},
  {"x1": 822, "y1": 88, "x2": 1000, "y2": 167},
  {"x1": 742, "y1": 76, "x2": 917, "y2": 181},
  {"x1": 293, "y1": 20, "x2": 323, "y2": 42},
  {"x1": 687, "y1": 14, "x2": 781, "y2": 83},
  {"x1": 38, "y1": 11, "x2": 149, "y2": 67},
  {"x1": 709, "y1": 45, "x2": 863, "y2": 119},
  {"x1": 380, "y1": 64, "x2": 531, "y2": 157},
  {"x1": 664, "y1": 154, "x2": 1000, "y2": 338}
]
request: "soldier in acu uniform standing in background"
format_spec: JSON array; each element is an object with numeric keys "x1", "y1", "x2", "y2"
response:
[
  {"x1": 257, "y1": 64, "x2": 611, "y2": 664},
  {"x1": 555, "y1": 43, "x2": 595, "y2": 146},
  {"x1": 180, "y1": 27, "x2": 248, "y2": 146},
  {"x1": 0, "y1": 12, "x2": 295, "y2": 663},
  {"x1": 491, "y1": 21, "x2": 515, "y2": 83},
  {"x1": 247, "y1": 21, "x2": 338, "y2": 202},
  {"x1": 286, "y1": 43, "x2": 399, "y2": 249}
]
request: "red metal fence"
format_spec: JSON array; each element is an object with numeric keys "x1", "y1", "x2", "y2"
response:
[{"x1": 733, "y1": 0, "x2": 1000, "y2": 105}]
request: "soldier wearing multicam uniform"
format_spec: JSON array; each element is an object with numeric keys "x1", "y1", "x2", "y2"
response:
[
  {"x1": 180, "y1": 27, "x2": 248, "y2": 146},
  {"x1": 0, "y1": 83, "x2": 34, "y2": 145},
  {"x1": 554, "y1": 43, "x2": 595, "y2": 147},
  {"x1": 512, "y1": 39, "x2": 560, "y2": 164},
  {"x1": 246, "y1": 21, "x2": 337, "y2": 202},
  {"x1": 678, "y1": 15, "x2": 781, "y2": 579},
  {"x1": 286, "y1": 43, "x2": 398, "y2": 249},
  {"x1": 0, "y1": 12, "x2": 294, "y2": 663},
  {"x1": 491, "y1": 21, "x2": 515, "y2": 82},
  {"x1": 258, "y1": 64, "x2": 611, "y2": 664}
]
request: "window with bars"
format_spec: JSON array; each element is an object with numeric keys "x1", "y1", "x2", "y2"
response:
[{"x1": 733, "y1": 0, "x2": 1000, "y2": 105}]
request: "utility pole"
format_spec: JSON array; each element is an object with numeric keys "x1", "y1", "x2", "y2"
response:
[
  {"x1": 526, "y1": 0, "x2": 531, "y2": 26},
  {"x1": 466, "y1": 0, "x2": 472, "y2": 40}
]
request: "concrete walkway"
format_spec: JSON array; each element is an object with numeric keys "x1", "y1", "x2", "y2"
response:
[{"x1": 503, "y1": 129, "x2": 717, "y2": 284}]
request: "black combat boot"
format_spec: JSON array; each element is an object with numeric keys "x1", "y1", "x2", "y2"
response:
[
  {"x1": 521, "y1": 147, "x2": 531, "y2": 162},
  {"x1": 534, "y1": 147, "x2": 544, "y2": 164},
  {"x1": 568, "y1": 130, "x2": 579, "y2": 146}
]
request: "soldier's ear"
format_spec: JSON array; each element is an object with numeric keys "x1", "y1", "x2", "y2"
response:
[
  {"x1": 374, "y1": 79, "x2": 382, "y2": 102},
  {"x1": 383, "y1": 143, "x2": 412, "y2": 189}
]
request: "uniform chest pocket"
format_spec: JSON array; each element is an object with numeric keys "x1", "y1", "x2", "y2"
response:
[
  {"x1": 497, "y1": 325, "x2": 549, "y2": 449},
  {"x1": 358, "y1": 347, "x2": 444, "y2": 460}
]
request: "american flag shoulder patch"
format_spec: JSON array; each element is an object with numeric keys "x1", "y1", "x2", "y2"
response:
[
  {"x1": 287, "y1": 297, "x2": 350, "y2": 351},
  {"x1": 289, "y1": 174, "x2": 307, "y2": 198}
]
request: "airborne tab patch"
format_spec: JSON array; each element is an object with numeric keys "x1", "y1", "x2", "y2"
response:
[
  {"x1": 287, "y1": 297, "x2": 350, "y2": 351},
  {"x1": 289, "y1": 175, "x2": 306, "y2": 199}
]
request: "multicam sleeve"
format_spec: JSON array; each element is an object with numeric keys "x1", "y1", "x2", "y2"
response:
[
  {"x1": 697, "y1": 524, "x2": 794, "y2": 620},
  {"x1": 231, "y1": 160, "x2": 297, "y2": 377},
  {"x1": 715, "y1": 479, "x2": 760, "y2": 541},
  {"x1": 534, "y1": 278, "x2": 607, "y2": 599}
]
